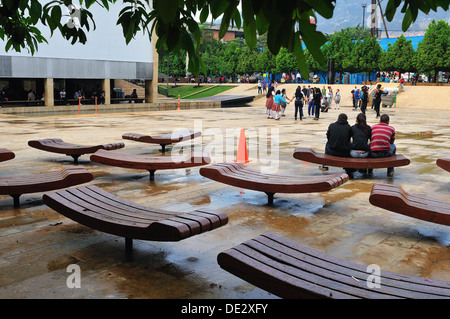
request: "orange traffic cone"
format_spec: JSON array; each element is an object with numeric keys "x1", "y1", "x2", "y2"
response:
[
  {"x1": 177, "y1": 95, "x2": 180, "y2": 110},
  {"x1": 234, "y1": 128, "x2": 250, "y2": 163}
]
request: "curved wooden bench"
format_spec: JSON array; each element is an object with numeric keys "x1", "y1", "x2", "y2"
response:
[
  {"x1": 122, "y1": 130, "x2": 201, "y2": 153},
  {"x1": 217, "y1": 232, "x2": 450, "y2": 299},
  {"x1": 437, "y1": 159, "x2": 450, "y2": 172},
  {"x1": 43, "y1": 185, "x2": 228, "y2": 256},
  {"x1": 0, "y1": 166, "x2": 93, "y2": 208},
  {"x1": 90, "y1": 149, "x2": 211, "y2": 180},
  {"x1": 199, "y1": 162, "x2": 349, "y2": 205},
  {"x1": 369, "y1": 183, "x2": 450, "y2": 226},
  {"x1": 0, "y1": 148, "x2": 15, "y2": 163},
  {"x1": 28, "y1": 138, "x2": 125, "y2": 164},
  {"x1": 293, "y1": 147, "x2": 410, "y2": 170}
]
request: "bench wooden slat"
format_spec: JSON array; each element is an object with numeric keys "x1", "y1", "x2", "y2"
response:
[
  {"x1": 122, "y1": 130, "x2": 201, "y2": 153},
  {"x1": 250, "y1": 234, "x2": 450, "y2": 298},
  {"x1": 43, "y1": 185, "x2": 228, "y2": 245},
  {"x1": 90, "y1": 149, "x2": 210, "y2": 180},
  {"x1": 266, "y1": 232, "x2": 450, "y2": 289},
  {"x1": 217, "y1": 232, "x2": 450, "y2": 299},
  {"x1": 220, "y1": 245, "x2": 357, "y2": 299},
  {"x1": 200, "y1": 162, "x2": 348, "y2": 205},
  {"x1": 28, "y1": 138, "x2": 125, "y2": 163},
  {"x1": 0, "y1": 148, "x2": 15, "y2": 163},
  {"x1": 436, "y1": 158, "x2": 450, "y2": 172},
  {"x1": 369, "y1": 183, "x2": 450, "y2": 226},
  {"x1": 68, "y1": 186, "x2": 177, "y2": 220},
  {"x1": 212, "y1": 162, "x2": 345, "y2": 184},
  {"x1": 122, "y1": 130, "x2": 201, "y2": 145},
  {"x1": 293, "y1": 147, "x2": 410, "y2": 169},
  {"x1": 0, "y1": 166, "x2": 93, "y2": 207}
]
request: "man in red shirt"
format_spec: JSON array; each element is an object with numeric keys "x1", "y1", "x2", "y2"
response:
[{"x1": 369, "y1": 114, "x2": 396, "y2": 176}]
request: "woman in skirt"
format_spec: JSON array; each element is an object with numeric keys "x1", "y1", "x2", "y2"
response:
[{"x1": 265, "y1": 86, "x2": 275, "y2": 118}]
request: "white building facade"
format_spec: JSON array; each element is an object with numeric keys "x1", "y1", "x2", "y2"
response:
[{"x1": 0, "y1": 2, "x2": 157, "y2": 107}]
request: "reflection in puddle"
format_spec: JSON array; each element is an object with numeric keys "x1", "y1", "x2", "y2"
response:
[
  {"x1": 396, "y1": 131, "x2": 441, "y2": 140},
  {"x1": 414, "y1": 226, "x2": 450, "y2": 246}
]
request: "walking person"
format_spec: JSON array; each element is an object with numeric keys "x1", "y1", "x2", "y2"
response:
[
  {"x1": 291, "y1": 86, "x2": 306, "y2": 121},
  {"x1": 272, "y1": 90, "x2": 288, "y2": 120},
  {"x1": 373, "y1": 84, "x2": 384, "y2": 118},
  {"x1": 313, "y1": 87, "x2": 322, "y2": 120},
  {"x1": 327, "y1": 86, "x2": 333, "y2": 105},
  {"x1": 280, "y1": 88, "x2": 288, "y2": 117},
  {"x1": 307, "y1": 89, "x2": 315, "y2": 117},
  {"x1": 334, "y1": 89, "x2": 341, "y2": 109},
  {"x1": 360, "y1": 85, "x2": 369, "y2": 114},
  {"x1": 265, "y1": 86, "x2": 274, "y2": 119},
  {"x1": 257, "y1": 80, "x2": 262, "y2": 95}
]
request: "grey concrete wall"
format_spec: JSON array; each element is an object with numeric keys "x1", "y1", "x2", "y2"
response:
[{"x1": 0, "y1": 56, "x2": 152, "y2": 80}]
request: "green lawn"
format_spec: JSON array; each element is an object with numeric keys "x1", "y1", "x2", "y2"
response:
[{"x1": 160, "y1": 85, "x2": 236, "y2": 99}]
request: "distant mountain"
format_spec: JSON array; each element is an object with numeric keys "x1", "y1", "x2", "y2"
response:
[{"x1": 316, "y1": 0, "x2": 449, "y2": 36}]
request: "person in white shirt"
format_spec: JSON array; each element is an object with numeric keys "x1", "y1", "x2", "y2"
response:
[{"x1": 334, "y1": 89, "x2": 341, "y2": 109}]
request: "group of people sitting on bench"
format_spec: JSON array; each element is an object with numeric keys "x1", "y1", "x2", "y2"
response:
[{"x1": 321, "y1": 112, "x2": 396, "y2": 176}]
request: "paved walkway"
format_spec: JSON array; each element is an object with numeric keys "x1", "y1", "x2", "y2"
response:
[{"x1": 0, "y1": 86, "x2": 448, "y2": 298}]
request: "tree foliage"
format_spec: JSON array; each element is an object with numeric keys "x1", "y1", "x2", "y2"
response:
[
  {"x1": 379, "y1": 35, "x2": 416, "y2": 73},
  {"x1": 1, "y1": 0, "x2": 448, "y2": 76},
  {"x1": 415, "y1": 19, "x2": 450, "y2": 73}
]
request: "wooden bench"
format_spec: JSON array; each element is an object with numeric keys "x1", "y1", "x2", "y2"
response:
[
  {"x1": 199, "y1": 162, "x2": 349, "y2": 205},
  {"x1": 293, "y1": 147, "x2": 410, "y2": 172},
  {"x1": 437, "y1": 158, "x2": 450, "y2": 172},
  {"x1": 122, "y1": 130, "x2": 201, "y2": 153},
  {"x1": 217, "y1": 232, "x2": 450, "y2": 299},
  {"x1": 0, "y1": 148, "x2": 15, "y2": 163},
  {"x1": 369, "y1": 183, "x2": 450, "y2": 226},
  {"x1": 90, "y1": 149, "x2": 211, "y2": 180},
  {"x1": 0, "y1": 166, "x2": 93, "y2": 208},
  {"x1": 43, "y1": 185, "x2": 228, "y2": 256},
  {"x1": 28, "y1": 138, "x2": 125, "y2": 164}
]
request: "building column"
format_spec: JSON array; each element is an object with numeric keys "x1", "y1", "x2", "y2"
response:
[
  {"x1": 44, "y1": 78, "x2": 54, "y2": 107},
  {"x1": 145, "y1": 31, "x2": 159, "y2": 104},
  {"x1": 102, "y1": 79, "x2": 111, "y2": 104}
]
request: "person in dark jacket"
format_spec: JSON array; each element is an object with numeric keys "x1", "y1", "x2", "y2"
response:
[
  {"x1": 350, "y1": 113, "x2": 371, "y2": 158},
  {"x1": 326, "y1": 113, "x2": 352, "y2": 156},
  {"x1": 360, "y1": 86, "x2": 369, "y2": 114},
  {"x1": 320, "y1": 113, "x2": 352, "y2": 171},
  {"x1": 313, "y1": 87, "x2": 322, "y2": 120}
]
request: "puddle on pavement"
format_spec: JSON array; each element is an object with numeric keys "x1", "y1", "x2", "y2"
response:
[
  {"x1": 396, "y1": 131, "x2": 441, "y2": 140},
  {"x1": 412, "y1": 155, "x2": 436, "y2": 164}
]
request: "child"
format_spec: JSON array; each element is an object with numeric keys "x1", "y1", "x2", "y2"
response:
[
  {"x1": 334, "y1": 89, "x2": 341, "y2": 109},
  {"x1": 265, "y1": 87, "x2": 274, "y2": 119},
  {"x1": 272, "y1": 90, "x2": 288, "y2": 120},
  {"x1": 321, "y1": 97, "x2": 330, "y2": 112}
]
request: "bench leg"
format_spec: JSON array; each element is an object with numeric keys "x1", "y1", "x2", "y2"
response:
[
  {"x1": 160, "y1": 144, "x2": 166, "y2": 153},
  {"x1": 148, "y1": 170, "x2": 156, "y2": 181},
  {"x1": 70, "y1": 154, "x2": 81, "y2": 164},
  {"x1": 265, "y1": 192, "x2": 275, "y2": 205},
  {"x1": 12, "y1": 194, "x2": 21, "y2": 208},
  {"x1": 125, "y1": 238, "x2": 133, "y2": 260}
]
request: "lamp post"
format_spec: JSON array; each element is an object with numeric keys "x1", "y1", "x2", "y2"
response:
[{"x1": 362, "y1": 4, "x2": 368, "y2": 29}]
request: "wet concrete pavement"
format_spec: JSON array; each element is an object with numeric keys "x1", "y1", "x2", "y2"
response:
[{"x1": 0, "y1": 91, "x2": 449, "y2": 299}]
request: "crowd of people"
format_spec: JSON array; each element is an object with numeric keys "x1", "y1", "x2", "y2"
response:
[
  {"x1": 265, "y1": 85, "x2": 342, "y2": 121},
  {"x1": 264, "y1": 83, "x2": 397, "y2": 177}
]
